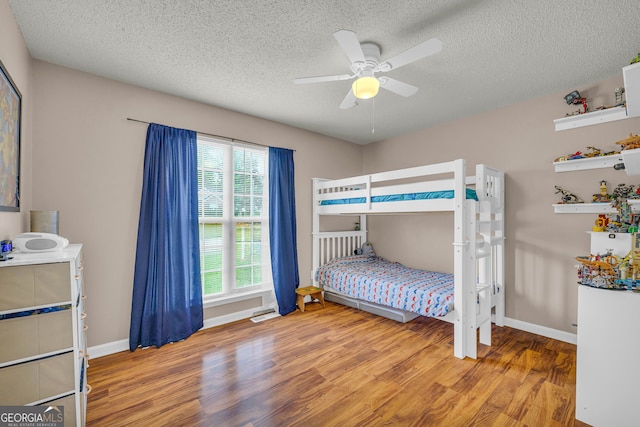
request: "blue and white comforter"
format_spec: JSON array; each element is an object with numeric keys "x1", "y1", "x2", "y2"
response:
[{"x1": 315, "y1": 255, "x2": 454, "y2": 317}]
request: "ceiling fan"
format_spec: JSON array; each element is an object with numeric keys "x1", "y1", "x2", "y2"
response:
[{"x1": 294, "y1": 30, "x2": 443, "y2": 109}]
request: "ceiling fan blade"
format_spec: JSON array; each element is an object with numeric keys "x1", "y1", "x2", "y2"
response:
[
  {"x1": 334, "y1": 30, "x2": 366, "y2": 64},
  {"x1": 293, "y1": 74, "x2": 353, "y2": 84},
  {"x1": 339, "y1": 89, "x2": 357, "y2": 109},
  {"x1": 378, "y1": 38, "x2": 442, "y2": 71},
  {"x1": 378, "y1": 77, "x2": 418, "y2": 97}
]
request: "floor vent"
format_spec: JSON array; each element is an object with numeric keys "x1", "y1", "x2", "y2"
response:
[
  {"x1": 250, "y1": 312, "x2": 280, "y2": 323},
  {"x1": 252, "y1": 308, "x2": 275, "y2": 317}
]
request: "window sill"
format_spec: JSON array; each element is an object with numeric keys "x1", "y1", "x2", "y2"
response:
[{"x1": 203, "y1": 288, "x2": 272, "y2": 308}]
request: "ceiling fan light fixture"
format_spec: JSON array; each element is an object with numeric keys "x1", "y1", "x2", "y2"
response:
[{"x1": 352, "y1": 76, "x2": 379, "y2": 99}]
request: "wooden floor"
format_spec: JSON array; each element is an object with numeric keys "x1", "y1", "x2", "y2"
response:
[{"x1": 87, "y1": 302, "x2": 589, "y2": 427}]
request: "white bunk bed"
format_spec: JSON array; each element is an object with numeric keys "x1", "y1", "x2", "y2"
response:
[{"x1": 311, "y1": 159, "x2": 505, "y2": 359}]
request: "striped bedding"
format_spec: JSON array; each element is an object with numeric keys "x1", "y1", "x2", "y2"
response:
[
  {"x1": 315, "y1": 255, "x2": 454, "y2": 317},
  {"x1": 319, "y1": 188, "x2": 478, "y2": 205}
]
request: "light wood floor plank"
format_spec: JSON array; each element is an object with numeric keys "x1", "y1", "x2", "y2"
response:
[{"x1": 87, "y1": 302, "x2": 589, "y2": 426}]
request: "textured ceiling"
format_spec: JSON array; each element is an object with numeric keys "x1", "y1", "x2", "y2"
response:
[{"x1": 8, "y1": 0, "x2": 640, "y2": 144}]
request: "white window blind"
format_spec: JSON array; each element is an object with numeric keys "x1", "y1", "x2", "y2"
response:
[{"x1": 197, "y1": 136, "x2": 271, "y2": 299}]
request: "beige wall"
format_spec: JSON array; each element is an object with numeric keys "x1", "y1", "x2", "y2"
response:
[
  {"x1": 0, "y1": 0, "x2": 32, "y2": 238},
  {"x1": 363, "y1": 75, "x2": 640, "y2": 333},
  {"x1": 31, "y1": 60, "x2": 362, "y2": 347},
  {"x1": 6, "y1": 1, "x2": 640, "y2": 348}
]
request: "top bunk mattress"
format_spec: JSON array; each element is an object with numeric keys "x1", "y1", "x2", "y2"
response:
[
  {"x1": 315, "y1": 254, "x2": 454, "y2": 317},
  {"x1": 319, "y1": 188, "x2": 478, "y2": 205}
]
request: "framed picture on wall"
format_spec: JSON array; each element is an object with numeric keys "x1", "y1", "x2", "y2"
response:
[{"x1": 0, "y1": 59, "x2": 21, "y2": 212}]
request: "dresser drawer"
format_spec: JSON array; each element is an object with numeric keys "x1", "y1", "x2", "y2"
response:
[
  {"x1": 0, "y1": 352, "x2": 75, "y2": 405},
  {"x1": 0, "y1": 262, "x2": 71, "y2": 310},
  {"x1": 43, "y1": 393, "x2": 77, "y2": 427},
  {"x1": 0, "y1": 309, "x2": 73, "y2": 364}
]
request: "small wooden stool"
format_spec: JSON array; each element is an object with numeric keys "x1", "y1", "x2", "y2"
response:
[{"x1": 296, "y1": 286, "x2": 325, "y2": 312}]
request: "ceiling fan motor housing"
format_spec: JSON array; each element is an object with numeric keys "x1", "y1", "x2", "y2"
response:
[{"x1": 352, "y1": 42, "x2": 381, "y2": 74}]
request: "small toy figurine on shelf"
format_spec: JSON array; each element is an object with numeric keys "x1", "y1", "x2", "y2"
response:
[
  {"x1": 583, "y1": 146, "x2": 602, "y2": 158},
  {"x1": 592, "y1": 180, "x2": 611, "y2": 203},
  {"x1": 592, "y1": 214, "x2": 610, "y2": 232},
  {"x1": 612, "y1": 183, "x2": 639, "y2": 200},
  {"x1": 577, "y1": 233, "x2": 640, "y2": 290},
  {"x1": 614, "y1": 233, "x2": 640, "y2": 289},
  {"x1": 608, "y1": 199, "x2": 639, "y2": 233},
  {"x1": 553, "y1": 146, "x2": 620, "y2": 163},
  {"x1": 554, "y1": 151, "x2": 583, "y2": 162},
  {"x1": 555, "y1": 186, "x2": 584, "y2": 204},
  {"x1": 615, "y1": 87, "x2": 626, "y2": 106},
  {"x1": 575, "y1": 252, "x2": 623, "y2": 289},
  {"x1": 615, "y1": 133, "x2": 640, "y2": 151},
  {"x1": 607, "y1": 181, "x2": 640, "y2": 233},
  {"x1": 618, "y1": 254, "x2": 633, "y2": 283},
  {"x1": 564, "y1": 90, "x2": 588, "y2": 115},
  {"x1": 632, "y1": 233, "x2": 640, "y2": 281}
]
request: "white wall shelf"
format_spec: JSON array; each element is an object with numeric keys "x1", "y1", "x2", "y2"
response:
[
  {"x1": 553, "y1": 154, "x2": 623, "y2": 172},
  {"x1": 552, "y1": 203, "x2": 617, "y2": 214},
  {"x1": 554, "y1": 62, "x2": 640, "y2": 132},
  {"x1": 554, "y1": 106, "x2": 628, "y2": 131},
  {"x1": 620, "y1": 148, "x2": 640, "y2": 175},
  {"x1": 624, "y1": 62, "x2": 640, "y2": 117}
]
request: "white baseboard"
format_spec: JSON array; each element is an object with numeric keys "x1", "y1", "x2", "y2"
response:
[
  {"x1": 504, "y1": 317, "x2": 577, "y2": 345},
  {"x1": 88, "y1": 306, "x2": 272, "y2": 360},
  {"x1": 202, "y1": 307, "x2": 262, "y2": 329},
  {"x1": 88, "y1": 312, "x2": 576, "y2": 360},
  {"x1": 88, "y1": 339, "x2": 129, "y2": 359}
]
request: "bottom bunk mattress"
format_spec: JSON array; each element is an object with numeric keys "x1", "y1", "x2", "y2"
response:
[{"x1": 315, "y1": 255, "x2": 454, "y2": 317}]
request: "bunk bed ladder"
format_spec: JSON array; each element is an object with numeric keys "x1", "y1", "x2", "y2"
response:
[
  {"x1": 476, "y1": 200, "x2": 494, "y2": 347},
  {"x1": 475, "y1": 163, "x2": 506, "y2": 328},
  {"x1": 460, "y1": 199, "x2": 496, "y2": 359},
  {"x1": 453, "y1": 160, "x2": 478, "y2": 359},
  {"x1": 312, "y1": 178, "x2": 323, "y2": 282},
  {"x1": 461, "y1": 198, "x2": 479, "y2": 359},
  {"x1": 492, "y1": 209, "x2": 505, "y2": 327}
]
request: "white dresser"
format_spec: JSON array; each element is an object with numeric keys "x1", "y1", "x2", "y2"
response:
[
  {"x1": 575, "y1": 232, "x2": 640, "y2": 426},
  {"x1": 576, "y1": 285, "x2": 640, "y2": 427},
  {"x1": 0, "y1": 244, "x2": 87, "y2": 426}
]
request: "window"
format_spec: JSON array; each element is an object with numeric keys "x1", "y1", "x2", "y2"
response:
[{"x1": 197, "y1": 136, "x2": 271, "y2": 300}]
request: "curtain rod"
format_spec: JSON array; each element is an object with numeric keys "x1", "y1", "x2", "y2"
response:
[{"x1": 126, "y1": 117, "x2": 295, "y2": 151}]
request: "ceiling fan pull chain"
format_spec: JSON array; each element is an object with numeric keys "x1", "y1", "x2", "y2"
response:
[{"x1": 371, "y1": 98, "x2": 375, "y2": 134}]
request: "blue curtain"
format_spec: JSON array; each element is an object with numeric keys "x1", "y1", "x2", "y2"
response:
[
  {"x1": 269, "y1": 147, "x2": 299, "y2": 315},
  {"x1": 130, "y1": 123, "x2": 203, "y2": 351}
]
